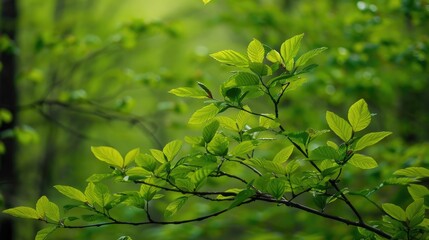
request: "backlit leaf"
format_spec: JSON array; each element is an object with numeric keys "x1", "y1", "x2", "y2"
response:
[
  {"x1": 348, "y1": 154, "x2": 378, "y2": 169},
  {"x1": 36, "y1": 196, "x2": 60, "y2": 222},
  {"x1": 207, "y1": 133, "x2": 229, "y2": 156},
  {"x1": 2, "y1": 206, "x2": 39, "y2": 219},
  {"x1": 91, "y1": 146, "x2": 123, "y2": 168},
  {"x1": 267, "y1": 178, "x2": 287, "y2": 199},
  {"x1": 168, "y1": 87, "x2": 207, "y2": 99},
  {"x1": 348, "y1": 99, "x2": 371, "y2": 132},
  {"x1": 189, "y1": 164, "x2": 217, "y2": 189},
  {"x1": 382, "y1": 203, "x2": 406, "y2": 221},
  {"x1": 163, "y1": 140, "x2": 182, "y2": 161},
  {"x1": 188, "y1": 104, "x2": 219, "y2": 125},
  {"x1": 280, "y1": 33, "x2": 304, "y2": 64},
  {"x1": 326, "y1": 111, "x2": 352, "y2": 142},
  {"x1": 354, "y1": 132, "x2": 392, "y2": 151},
  {"x1": 203, "y1": 120, "x2": 220, "y2": 143},
  {"x1": 296, "y1": 47, "x2": 327, "y2": 67},
  {"x1": 54, "y1": 185, "x2": 87, "y2": 202},
  {"x1": 266, "y1": 50, "x2": 282, "y2": 63},
  {"x1": 165, "y1": 196, "x2": 188, "y2": 217},
  {"x1": 210, "y1": 50, "x2": 249, "y2": 67},
  {"x1": 230, "y1": 141, "x2": 255, "y2": 156},
  {"x1": 135, "y1": 154, "x2": 158, "y2": 172},
  {"x1": 150, "y1": 149, "x2": 166, "y2": 163},
  {"x1": 229, "y1": 189, "x2": 255, "y2": 209},
  {"x1": 247, "y1": 38, "x2": 265, "y2": 63},
  {"x1": 232, "y1": 72, "x2": 260, "y2": 86},
  {"x1": 406, "y1": 199, "x2": 425, "y2": 227},
  {"x1": 124, "y1": 148, "x2": 140, "y2": 167},
  {"x1": 35, "y1": 226, "x2": 57, "y2": 240},
  {"x1": 273, "y1": 145, "x2": 294, "y2": 164},
  {"x1": 394, "y1": 167, "x2": 429, "y2": 178}
]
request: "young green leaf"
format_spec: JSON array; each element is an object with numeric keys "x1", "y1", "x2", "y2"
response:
[
  {"x1": 202, "y1": 0, "x2": 212, "y2": 5},
  {"x1": 394, "y1": 167, "x2": 429, "y2": 178},
  {"x1": 310, "y1": 146, "x2": 339, "y2": 161},
  {"x1": 85, "y1": 182, "x2": 111, "y2": 208},
  {"x1": 35, "y1": 226, "x2": 57, "y2": 240},
  {"x1": 169, "y1": 87, "x2": 207, "y2": 99},
  {"x1": 2, "y1": 206, "x2": 39, "y2": 219},
  {"x1": 266, "y1": 50, "x2": 282, "y2": 63},
  {"x1": 296, "y1": 47, "x2": 327, "y2": 67},
  {"x1": 124, "y1": 148, "x2": 140, "y2": 167},
  {"x1": 231, "y1": 72, "x2": 260, "y2": 87},
  {"x1": 210, "y1": 50, "x2": 249, "y2": 67},
  {"x1": 149, "y1": 149, "x2": 166, "y2": 164},
  {"x1": 406, "y1": 199, "x2": 425, "y2": 227},
  {"x1": 230, "y1": 141, "x2": 255, "y2": 156},
  {"x1": 407, "y1": 184, "x2": 429, "y2": 200},
  {"x1": 273, "y1": 145, "x2": 294, "y2": 164},
  {"x1": 135, "y1": 154, "x2": 158, "y2": 172},
  {"x1": 280, "y1": 33, "x2": 304, "y2": 65},
  {"x1": 207, "y1": 133, "x2": 229, "y2": 156},
  {"x1": 348, "y1": 99, "x2": 371, "y2": 132},
  {"x1": 354, "y1": 132, "x2": 392, "y2": 151},
  {"x1": 203, "y1": 120, "x2": 220, "y2": 143},
  {"x1": 188, "y1": 104, "x2": 219, "y2": 125},
  {"x1": 36, "y1": 196, "x2": 60, "y2": 222},
  {"x1": 91, "y1": 146, "x2": 123, "y2": 169},
  {"x1": 347, "y1": 154, "x2": 378, "y2": 169},
  {"x1": 229, "y1": 189, "x2": 255, "y2": 209},
  {"x1": 382, "y1": 203, "x2": 406, "y2": 221},
  {"x1": 267, "y1": 178, "x2": 287, "y2": 199},
  {"x1": 164, "y1": 196, "x2": 188, "y2": 217},
  {"x1": 247, "y1": 38, "x2": 265, "y2": 63},
  {"x1": 326, "y1": 111, "x2": 353, "y2": 142},
  {"x1": 54, "y1": 185, "x2": 87, "y2": 203},
  {"x1": 163, "y1": 140, "x2": 182, "y2": 161},
  {"x1": 189, "y1": 164, "x2": 217, "y2": 189}
]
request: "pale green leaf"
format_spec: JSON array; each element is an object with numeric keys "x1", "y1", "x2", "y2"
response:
[
  {"x1": 150, "y1": 149, "x2": 166, "y2": 164},
  {"x1": 203, "y1": 120, "x2": 219, "y2": 143},
  {"x1": 85, "y1": 182, "x2": 111, "y2": 207},
  {"x1": 247, "y1": 38, "x2": 265, "y2": 63},
  {"x1": 285, "y1": 76, "x2": 307, "y2": 92},
  {"x1": 189, "y1": 164, "x2": 217, "y2": 189},
  {"x1": 163, "y1": 140, "x2": 182, "y2": 161},
  {"x1": 91, "y1": 146, "x2": 123, "y2": 168},
  {"x1": 2, "y1": 206, "x2": 39, "y2": 219},
  {"x1": 36, "y1": 196, "x2": 60, "y2": 221},
  {"x1": 348, "y1": 154, "x2": 378, "y2": 169},
  {"x1": 382, "y1": 203, "x2": 406, "y2": 221},
  {"x1": 207, "y1": 133, "x2": 229, "y2": 156},
  {"x1": 229, "y1": 189, "x2": 255, "y2": 209},
  {"x1": 126, "y1": 167, "x2": 151, "y2": 178},
  {"x1": 266, "y1": 50, "x2": 282, "y2": 63},
  {"x1": 54, "y1": 185, "x2": 87, "y2": 202},
  {"x1": 35, "y1": 226, "x2": 57, "y2": 240},
  {"x1": 394, "y1": 167, "x2": 429, "y2": 178},
  {"x1": 326, "y1": 141, "x2": 339, "y2": 150},
  {"x1": 124, "y1": 148, "x2": 140, "y2": 167},
  {"x1": 406, "y1": 199, "x2": 425, "y2": 227},
  {"x1": 169, "y1": 87, "x2": 207, "y2": 99},
  {"x1": 407, "y1": 184, "x2": 429, "y2": 200},
  {"x1": 188, "y1": 104, "x2": 219, "y2": 125},
  {"x1": 165, "y1": 196, "x2": 188, "y2": 217},
  {"x1": 216, "y1": 116, "x2": 238, "y2": 131},
  {"x1": 273, "y1": 145, "x2": 294, "y2": 164},
  {"x1": 135, "y1": 154, "x2": 158, "y2": 172},
  {"x1": 348, "y1": 99, "x2": 371, "y2": 132},
  {"x1": 210, "y1": 50, "x2": 248, "y2": 67},
  {"x1": 296, "y1": 47, "x2": 327, "y2": 67},
  {"x1": 202, "y1": 0, "x2": 212, "y2": 5},
  {"x1": 326, "y1": 111, "x2": 353, "y2": 142},
  {"x1": 230, "y1": 141, "x2": 255, "y2": 156},
  {"x1": 280, "y1": 33, "x2": 304, "y2": 64},
  {"x1": 354, "y1": 132, "x2": 392, "y2": 151}
]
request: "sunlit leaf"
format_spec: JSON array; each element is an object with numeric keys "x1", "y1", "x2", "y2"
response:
[
  {"x1": 189, "y1": 164, "x2": 217, "y2": 189},
  {"x1": 394, "y1": 167, "x2": 429, "y2": 178},
  {"x1": 203, "y1": 120, "x2": 219, "y2": 143},
  {"x1": 2, "y1": 206, "x2": 39, "y2": 219},
  {"x1": 273, "y1": 145, "x2": 294, "y2": 164},
  {"x1": 36, "y1": 196, "x2": 60, "y2": 222},
  {"x1": 91, "y1": 146, "x2": 123, "y2": 168},
  {"x1": 348, "y1": 99, "x2": 371, "y2": 132},
  {"x1": 310, "y1": 146, "x2": 339, "y2": 161},
  {"x1": 406, "y1": 199, "x2": 425, "y2": 227},
  {"x1": 210, "y1": 50, "x2": 248, "y2": 67},
  {"x1": 266, "y1": 50, "x2": 282, "y2": 63},
  {"x1": 163, "y1": 140, "x2": 182, "y2": 161},
  {"x1": 280, "y1": 33, "x2": 304, "y2": 64},
  {"x1": 247, "y1": 38, "x2": 265, "y2": 63},
  {"x1": 35, "y1": 226, "x2": 57, "y2": 240},
  {"x1": 267, "y1": 178, "x2": 287, "y2": 199},
  {"x1": 232, "y1": 72, "x2": 260, "y2": 86},
  {"x1": 207, "y1": 133, "x2": 229, "y2": 156},
  {"x1": 229, "y1": 189, "x2": 255, "y2": 209},
  {"x1": 230, "y1": 141, "x2": 255, "y2": 156},
  {"x1": 382, "y1": 203, "x2": 406, "y2": 221},
  {"x1": 326, "y1": 111, "x2": 352, "y2": 142},
  {"x1": 165, "y1": 196, "x2": 188, "y2": 217},
  {"x1": 407, "y1": 184, "x2": 429, "y2": 200},
  {"x1": 188, "y1": 104, "x2": 219, "y2": 125},
  {"x1": 169, "y1": 87, "x2": 207, "y2": 99},
  {"x1": 150, "y1": 149, "x2": 166, "y2": 163},
  {"x1": 54, "y1": 185, "x2": 87, "y2": 203},
  {"x1": 296, "y1": 47, "x2": 327, "y2": 67},
  {"x1": 354, "y1": 132, "x2": 392, "y2": 151},
  {"x1": 347, "y1": 154, "x2": 378, "y2": 169},
  {"x1": 124, "y1": 148, "x2": 140, "y2": 167}
]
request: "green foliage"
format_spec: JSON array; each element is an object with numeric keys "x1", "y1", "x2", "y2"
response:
[{"x1": 3, "y1": 34, "x2": 428, "y2": 240}]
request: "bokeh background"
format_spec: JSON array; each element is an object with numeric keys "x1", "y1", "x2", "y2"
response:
[{"x1": 1, "y1": 0, "x2": 428, "y2": 239}]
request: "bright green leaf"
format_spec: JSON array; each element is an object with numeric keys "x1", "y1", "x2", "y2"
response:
[
  {"x1": 326, "y1": 111, "x2": 353, "y2": 142},
  {"x1": 296, "y1": 47, "x2": 327, "y2": 67},
  {"x1": 163, "y1": 140, "x2": 182, "y2": 161},
  {"x1": 35, "y1": 226, "x2": 57, "y2": 240},
  {"x1": 406, "y1": 199, "x2": 425, "y2": 227},
  {"x1": 382, "y1": 203, "x2": 406, "y2": 221},
  {"x1": 188, "y1": 104, "x2": 219, "y2": 125},
  {"x1": 54, "y1": 185, "x2": 87, "y2": 202},
  {"x1": 273, "y1": 145, "x2": 294, "y2": 164},
  {"x1": 85, "y1": 182, "x2": 111, "y2": 207},
  {"x1": 169, "y1": 87, "x2": 207, "y2": 99},
  {"x1": 36, "y1": 196, "x2": 60, "y2": 222},
  {"x1": 394, "y1": 167, "x2": 429, "y2": 178},
  {"x1": 232, "y1": 72, "x2": 260, "y2": 86},
  {"x1": 407, "y1": 184, "x2": 429, "y2": 200},
  {"x1": 354, "y1": 132, "x2": 392, "y2": 151},
  {"x1": 135, "y1": 153, "x2": 159, "y2": 172},
  {"x1": 267, "y1": 178, "x2": 287, "y2": 199},
  {"x1": 247, "y1": 38, "x2": 265, "y2": 63},
  {"x1": 124, "y1": 148, "x2": 140, "y2": 167},
  {"x1": 266, "y1": 50, "x2": 282, "y2": 63},
  {"x1": 91, "y1": 146, "x2": 123, "y2": 168},
  {"x1": 207, "y1": 134, "x2": 229, "y2": 156},
  {"x1": 202, "y1": 0, "x2": 212, "y2": 5},
  {"x1": 203, "y1": 120, "x2": 219, "y2": 143},
  {"x1": 210, "y1": 50, "x2": 249, "y2": 67},
  {"x1": 280, "y1": 33, "x2": 304, "y2": 64},
  {"x1": 348, "y1": 154, "x2": 378, "y2": 169},
  {"x1": 216, "y1": 116, "x2": 238, "y2": 131},
  {"x1": 348, "y1": 99, "x2": 371, "y2": 132},
  {"x1": 2, "y1": 206, "x2": 39, "y2": 219},
  {"x1": 229, "y1": 189, "x2": 255, "y2": 209},
  {"x1": 230, "y1": 141, "x2": 255, "y2": 156},
  {"x1": 150, "y1": 149, "x2": 166, "y2": 163},
  {"x1": 189, "y1": 164, "x2": 217, "y2": 189},
  {"x1": 310, "y1": 146, "x2": 339, "y2": 161},
  {"x1": 165, "y1": 196, "x2": 188, "y2": 217}
]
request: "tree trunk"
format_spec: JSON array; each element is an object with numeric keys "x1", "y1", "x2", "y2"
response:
[{"x1": 0, "y1": 0, "x2": 18, "y2": 239}]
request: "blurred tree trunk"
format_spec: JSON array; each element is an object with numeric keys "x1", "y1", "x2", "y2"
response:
[{"x1": 0, "y1": 0, "x2": 18, "y2": 239}]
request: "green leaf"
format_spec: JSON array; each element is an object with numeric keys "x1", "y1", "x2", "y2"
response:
[
  {"x1": 136, "y1": 154, "x2": 159, "y2": 172},
  {"x1": 85, "y1": 182, "x2": 111, "y2": 207},
  {"x1": 117, "y1": 236, "x2": 133, "y2": 240},
  {"x1": 247, "y1": 159, "x2": 286, "y2": 175},
  {"x1": 91, "y1": 146, "x2": 123, "y2": 169},
  {"x1": 280, "y1": 33, "x2": 304, "y2": 64},
  {"x1": 394, "y1": 167, "x2": 429, "y2": 178},
  {"x1": 140, "y1": 178, "x2": 161, "y2": 201},
  {"x1": 310, "y1": 146, "x2": 339, "y2": 161},
  {"x1": 259, "y1": 114, "x2": 279, "y2": 129},
  {"x1": 203, "y1": 120, "x2": 219, "y2": 143},
  {"x1": 210, "y1": 50, "x2": 249, "y2": 67},
  {"x1": 232, "y1": 72, "x2": 260, "y2": 86},
  {"x1": 36, "y1": 196, "x2": 60, "y2": 222},
  {"x1": 348, "y1": 154, "x2": 378, "y2": 169},
  {"x1": 216, "y1": 116, "x2": 238, "y2": 131},
  {"x1": 165, "y1": 196, "x2": 188, "y2": 217},
  {"x1": 86, "y1": 173, "x2": 114, "y2": 182},
  {"x1": 124, "y1": 148, "x2": 140, "y2": 167},
  {"x1": 406, "y1": 199, "x2": 425, "y2": 227},
  {"x1": 189, "y1": 164, "x2": 217, "y2": 189},
  {"x1": 326, "y1": 111, "x2": 352, "y2": 142},
  {"x1": 296, "y1": 47, "x2": 327, "y2": 67},
  {"x1": 267, "y1": 178, "x2": 287, "y2": 199},
  {"x1": 35, "y1": 226, "x2": 57, "y2": 240},
  {"x1": 202, "y1": 0, "x2": 212, "y2": 5},
  {"x1": 247, "y1": 38, "x2": 265, "y2": 63},
  {"x1": 407, "y1": 184, "x2": 429, "y2": 200},
  {"x1": 273, "y1": 145, "x2": 294, "y2": 164},
  {"x1": 348, "y1": 99, "x2": 371, "y2": 132},
  {"x1": 169, "y1": 87, "x2": 207, "y2": 99},
  {"x1": 54, "y1": 185, "x2": 87, "y2": 202},
  {"x1": 163, "y1": 140, "x2": 182, "y2": 161},
  {"x1": 207, "y1": 133, "x2": 229, "y2": 156},
  {"x1": 354, "y1": 132, "x2": 392, "y2": 151},
  {"x1": 266, "y1": 50, "x2": 282, "y2": 63},
  {"x1": 150, "y1": 149, "x2": 166, "y2": 163},
  {"x1": 249, "y1": 62, "x2": 272, "y2": 76},
  {"x1": 230, "y1": 141, "x2": 255, "y2": 156},
  {"x1": 126, "y1": 167, "x2": 151, "y2": 178},
  {"x1": 188, "y1": 104, "x2": 219, "y2": 125},
  {"x1": 3, "y1": 206, "x2": 39, "y2": 219},
  {"x1": 382, "y1": 203, "x2": 406, "y2": 221},
  {"x1": 229, "y1": 189, "x2": 255, "y2": 209}
]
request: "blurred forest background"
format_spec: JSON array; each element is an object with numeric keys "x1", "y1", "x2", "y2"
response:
[{"x1": 1, "y1": 0, "x2": 428, "y2": 239}]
